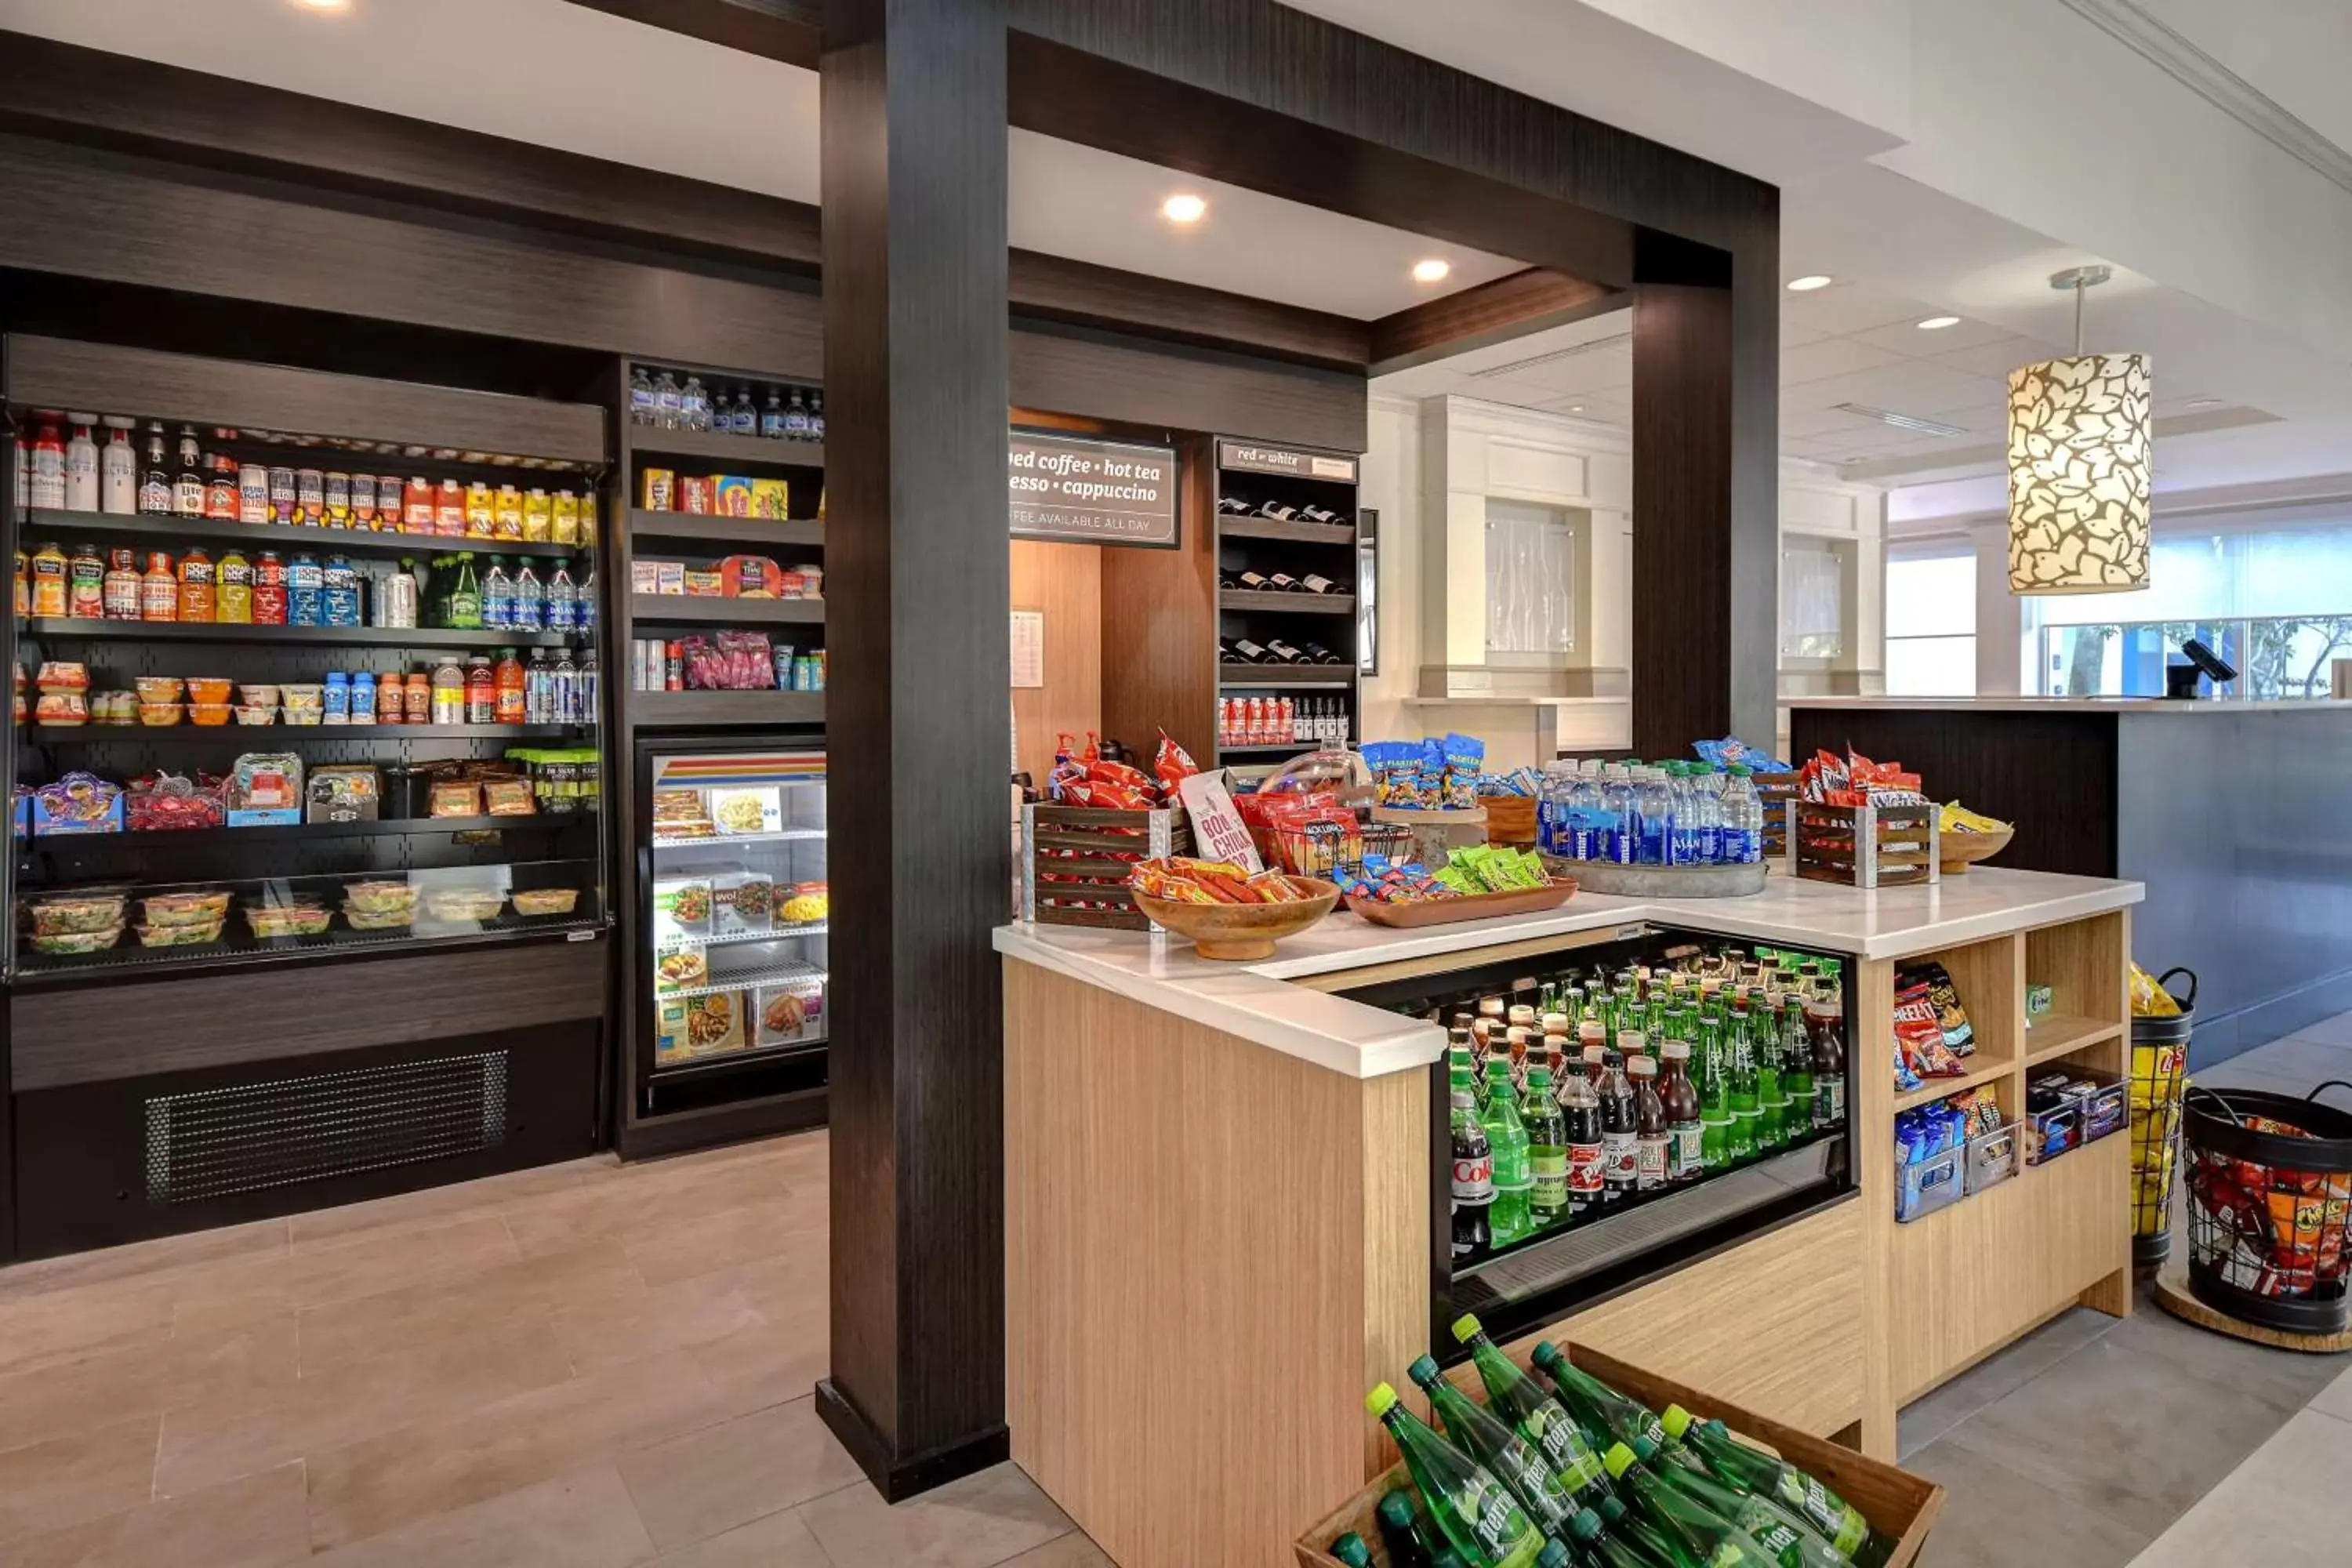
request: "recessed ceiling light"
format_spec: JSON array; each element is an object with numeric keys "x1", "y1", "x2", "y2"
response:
[
  {"x1": 291, "y1": 0, "x2": 351, "y2": 11},
  {"x1": 2186, "y1": 397, "x2": 2224, "y2": 409},
  {"x1": 1786, "y1": 274, "x2": 1833, "y2": 292},
  {"x1": 1160, "y1": 194, "x2": 1207, "y2": 225},
  {"x1": 1412, "y1": 259, "x2": 1452, "y2": 284},
  {"x1": 1569, "y1": 405, "x2": 1585, "y2": 413},
  {"x1": 1917, "y1": 316, "x2": 1962, "y2": 330}
]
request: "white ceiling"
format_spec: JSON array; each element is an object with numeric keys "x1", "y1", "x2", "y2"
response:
[{"x1": 0, "y1": 0, "x2": 1522, "y2": 320}]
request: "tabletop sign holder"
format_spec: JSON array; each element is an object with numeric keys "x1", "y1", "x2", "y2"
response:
[{"x1": 1787, "y1": 800, "x2": 1941, "y2": 889}]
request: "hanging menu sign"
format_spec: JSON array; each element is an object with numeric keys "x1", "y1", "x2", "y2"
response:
[
  {"x1": 1216, "y1": 438, "x2": 1358, "y2": 483},
  {"x1": 1008, "y1": 432, "x2": 1179, "y2": 549}
]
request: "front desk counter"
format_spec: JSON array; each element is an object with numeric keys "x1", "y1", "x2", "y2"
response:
[{"x1": 996, "y1": 866, "x2": 2144, "y2": 1568}]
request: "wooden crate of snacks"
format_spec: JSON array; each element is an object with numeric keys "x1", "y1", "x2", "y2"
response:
[
  {"x1": 1294, "y1": 1342, "x2": 1943, "y2": 1568},
  {"x1": 1753, "y1": 770, "x2": 1801, "y2": 858},
  {"x1": 1021, "y1": 803, "x2": 1191, "y2": 931},
  {"x1": 1786, "y1": 799, "x2": 1940, "y2": 889}
]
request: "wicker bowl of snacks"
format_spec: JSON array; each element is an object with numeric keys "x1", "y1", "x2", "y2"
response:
[
  {"x1": 1936, "y1": 804, "x2": 2014, "y2": 874},
  {"x1": 1129, "y1": 858, "x2": 1340, "y2": 960}
]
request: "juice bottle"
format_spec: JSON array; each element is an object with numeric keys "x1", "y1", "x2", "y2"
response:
[
  {"x1": 101, "y1": 550, "x2": 140, "y2": 621},
  {"x1": 140, "y1": 550, "x2": 177, "y2": 621},
  {"x1": 13, "y1": 548, "x2": 27, "y2": 617},
  {"x1": 176, "y1": 547, "x2": 217, "y2": 622},
  {"x1": 65, "y1": 543, "x2": 106, "y2": 619},
  {"x1": 493, "y1": 648, "x2": 527, "y2": 724},
  {"x1": 577, "y1": 491, "x2": 598, "y2": 548},
  {"x1": 463, "y1": 655, "x2": 496, "y2": 724},
  {"x1": 252, "y1": 550, "x2": 289, "y2": 625},
  {"x1": 216, "y1": 550, "x2": 254, "y2": 623},
  {"x1": 1629, "y1": 1056, "x2": 1668, "y2": 1192}
]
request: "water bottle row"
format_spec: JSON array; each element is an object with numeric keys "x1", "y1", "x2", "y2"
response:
[{"x1": 1537, "y1": 759, "x2": 1768, "y2": 866}]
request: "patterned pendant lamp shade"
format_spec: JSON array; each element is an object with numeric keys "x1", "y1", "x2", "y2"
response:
[{"x1": 2006, "y1": 352, "x2": 2152, "y2": 593}]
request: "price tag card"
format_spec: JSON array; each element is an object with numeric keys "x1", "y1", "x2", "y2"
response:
[{"x1": 1176, "y1": 770, "x2": 1265, "y2": 875}]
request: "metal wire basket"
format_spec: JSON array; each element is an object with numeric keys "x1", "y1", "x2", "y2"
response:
[
  {"x1": 1265, "y1": 818, "x2": 1415, "y2": 880},
  {"x1": 2183, "y1": 1080, "x2": 2352, "y2": 1334},
  {"x1": 2130, "y1": 967, "x2": 2195, "y2": 1265}
]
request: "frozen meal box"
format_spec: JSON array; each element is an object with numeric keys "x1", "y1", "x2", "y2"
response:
[
  {"x1": 711, "y1": 869, "x2": 775, "y2": 936},
  {"x1": 652, "y1": 876, "x2": 713, "y2": 942},
  {"x1": 755, "y1": 980, "x2": 825, "y2": 1048},
  {"x1": 708, "y1": 786, "x2": 782, "y2": 837},
  {"x1": 681, "y1": 991, "x2": 745, "y2": 1055}
]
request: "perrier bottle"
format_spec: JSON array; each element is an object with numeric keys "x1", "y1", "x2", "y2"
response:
[
  {"x1": 1662, "y1": 1406, "x2": 1887, "y2": 1566},
  {"x1": 1694, "y1": 1013, "x2": 1733, "y2": 1172},
  {"x1": 1529, "y1": 1341, "x2": 1668, "y2": 1453},
  {"x1": 1602, "y1": 1440, "x2": 1780, "y2": 1568},
  {"x1": 1638, "y1": 1439, "x2": 1845, "y2": 1568},
  {"x1": 1452, "y1": 1314, "x2": 1614, "y2": 1512},
  {"x1": 1410, "y1": 1356, "x2": 1577, "y2": 1537},
  {"x1": 1366, "y1": 1383, "x2": 1544, "y2": 1568},
  {"x1": 1724, "y1": 1000, "x2": 1762, "y2": 1162}
]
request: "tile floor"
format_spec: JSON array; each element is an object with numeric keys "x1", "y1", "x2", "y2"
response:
[
  {"x1": 1902, "y1": 1014, "x2": 2352, "y2": 1567},
  {"x1": 0, "y1": 1129, "x2": 1109, "y2": 1568},
  {"x1": 9, "y1": 1015, "x2": 2352, "y2": 1568}
]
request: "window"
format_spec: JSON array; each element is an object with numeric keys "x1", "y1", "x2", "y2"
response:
[
  {"x1": 1885, "y1": 543, "x2": 1976, "y2": 695},
  {"x1": 1484, "y1": 499, "x2": 1577, "y2": 654},
  {"x1": 1780, "y1": 537, "x2": 1846, "y2": 659}
]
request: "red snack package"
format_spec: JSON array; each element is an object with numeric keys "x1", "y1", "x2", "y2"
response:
[
  {"x1": 1152, "y1": 731, "x2": 1201, "y2": 796},
  {"x1": 1085, "y1": 758, "x2": 1158, "y2": 797},
  {"x1": 1894, "y1": 982, "x2": 1962, "y2": 1076}
]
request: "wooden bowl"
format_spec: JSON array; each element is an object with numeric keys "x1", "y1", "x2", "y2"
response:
[
  {"x1": 1938, "y1": 824, "x2": 2014, "y2": 874},
  {"x1": 1131, "y1": 877, "x2": 1341, "y2": 960}
]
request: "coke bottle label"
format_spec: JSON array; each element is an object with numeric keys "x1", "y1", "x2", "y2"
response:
[{"x1": 1451, "y1": 1152, "x2": 1494, "y2": 1203}]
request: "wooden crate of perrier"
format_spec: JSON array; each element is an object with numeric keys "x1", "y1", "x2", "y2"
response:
[
  {"x1": 1293, "y1": 1341, "x2": 1943, "y2": 1567},
  {"x1": 1020, "y1": 802, "x2": 1192, "y2": 931}
]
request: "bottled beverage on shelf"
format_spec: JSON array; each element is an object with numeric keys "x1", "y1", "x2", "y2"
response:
[
  {"x1": 376, "y1": 670, "x2": 405, "y2": 725},
  {"x1": 174, "y1": 546, "x2": 216, "y2": 622},
  {"x1": 463, "y1": 655, "x2": 496, "y2": 724},
  {"x1": 552, "y1": 648, "x2": 583, "y2": 724},
  {"x1": 1657, "y1": 1040, "x2": 1704, "y2": 1185},
  {"x1": 1529, "y1": 1342, "x2": 1669, "y2": 1454},
  {"x1": 348, "y1": 668, "x2": 376, "y2": 723},
  {"x1": 1754, "y1": 996, "x2": 1791, "y2": 1152},
  {"x1": 137, "y1": 425, "x2": 172, "y2": 515},
  {"x1": 524, "y1": 648, "x2": 554, "y2": 724},
  {"x1": 1722, "y1": 767, "x2": 1766, "y2": 864},
  {"x1": 512, "y1": 557, "x2": 545, "y2": 631},
  {"x1": 577, "y1": 564, "x2": 597, "y2": 630},
  {"x1": 785, "y1": 388, "x2": 812, "y2": 437},
  {"x1": 1600, "y1": 1439, "x2": 1788, "y2": 1568},
  {"x1": 546, "y1": 561, "x2": 579, "y2": 632},
  {"x1": 579, "y1": 652, "x2": 599, "y2": 723},
  {"x1": 1663, "y1": 764, "x2": 1694, "y2": 866},
  {"x1": 99, "y1": 421, "x2": 135, "y2": 514},
  {"x1": 680, "y1": 376, "x2": 711, "y2": 432},
  {"x1": 1408, "y1": 1356, "x2": 1577, "y2": 1537},
  {"x1": 628, "y1": 367, "x2": 655, "y2": 424},
  {"x1": 493, "y1": 648, "x2": 527, "y2": 725},
  {"x1": 62, "y1": 422, "x2": 98, "y2": 512},
  {"x1": 1806, "y1": 995, "x2": 1847, "y2": 1131},
  {"x1": 1363, "y1": 1382, "x2": 1545, "y2": 1568},
  {"x1": 760, "y1": 388, "x2": 787, "y2": 439},
  {"x1": 1450, "y1": 1061, "x2": 1494, "y2": 1262},
  {"x1": 28, "y1": 420, "x2": 67, "y2": 510},
  {"x1": 1453, "y1": 1315, "x2": 1615, "y2": 1515},
  {"x1": 216, "y1": 550, "x2": 253, "y2": 623},
  {"x1": 809, "y1": 390, "x2": 826, "y2": 440},
  {"x1": 1520, "y1": 1065, "x2": 1568, "y2": 1230},
  {"x1": 139, "y1": 550, "x2": 176, "y2": 621},
  {"x1": 1659, "y1": 1405, "x2": 1885, "y2": 1564},
  {"x1": 1482, "y1": 1058, "x2": 1532, "y2": 1247},
  {"x1": 1557, "y1": 1047, "x2": 1605, "y2": 1217},
  {"x1": 1637, "y1": 768, "x2": 1675, "y2": 865},
  {"x1": 448, "y1": 553, "x2": 483, "y2": 630},
  {"x1": 1628, "y1": 1055, "x2": 1668, "y2": 1192},
  {"x1": 1597, "y1": 1047, "x2": 1637, "y2": 1204},
  {"x1": 653, "y1": 370, "x2": 682, "y2": 429},
  {"x1": 429, "y1": 655, "x2": 466, "y2": 725},
  {"x1": 1777, "y1": 995, "x2": 1814, "y2": 1146},
  {"x1": 379, "y1": 556, "x2": 419, "y2": 628},
  {"x1": 1723, "y1": 1003, "x2": 1760, "y2": 1162},
  {"x1": 482, "y1": 557, "x2": 514, "y2": 629},
  {"x1": 101, "y1": 549, "x2": 139, "y2": 620}
]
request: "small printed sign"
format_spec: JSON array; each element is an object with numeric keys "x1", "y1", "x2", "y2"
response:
[
  {"x1": 1216, "y1": 438, "x2": 1359, "y2": 483},
  {"x1": 1176, "y1": 769, "x2": 1265, "y2": 875},
  {"x1": 1009, "y1": 432, "x2": 1178, "y2": 548}
]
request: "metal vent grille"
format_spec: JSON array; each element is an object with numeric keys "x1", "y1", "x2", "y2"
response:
[{"x1": 143, "y1": 1052, "x2": 510, "y2": 1206}]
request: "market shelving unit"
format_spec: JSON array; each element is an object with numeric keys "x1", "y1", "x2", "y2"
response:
[
  {"x1": 611, "y1": 356, "x2": 831, "y2": 1156},
  {"x1": 1210, "y1": 437, "x2": 1363, "y2": 773},
  {"x1": 2, "y1": 335, "x2": 611, "y2": 1259}
]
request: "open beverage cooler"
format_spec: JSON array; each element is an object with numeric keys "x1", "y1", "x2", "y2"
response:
[
  {"x1": 630, "y1": 737, "x2": 829, "y2": 1131},
  {"x1": 1338, "y1": 924, "x2": 1860, "y2": 1355}
]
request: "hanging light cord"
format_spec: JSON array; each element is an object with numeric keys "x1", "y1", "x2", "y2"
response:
[{"x1": 2074, "y1": 279, "x2": 2085, "y2": 354}]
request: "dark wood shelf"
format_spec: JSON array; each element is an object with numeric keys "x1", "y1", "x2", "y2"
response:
[
  {"x1": 25, "y1": 723, "x2": 583, "y2": 743},
  {"x1": 1216, "y1": 516, "x2": 1356, "y2": 546},
  {"x1": 627, "y1": 510, "x2": 823, "y2": 550},
  {"x1": 24, "y1": 812, "x2": 596, "y2": 848},
  {"x1": 630, "y1": 690, "x2": 825, "y2": 728},
  {"x1": 1218, "y1": 590, "x2": 1356, "y2": 615},
  {"x1": 628, "y1": 593, "x2": 823, "y2": 626},
  {"x1": 629, "y1": 427, "x2": 826, "y2": 467},
  {"x1": 16, "y1": 509, "x2": 590, "y2": 561},
  {"x1": 1218, "y1": 663, "x2": 1355, "y2": 688},
  {"x1": 24, "y1": 619, "x2": 581, "y2": 648}
]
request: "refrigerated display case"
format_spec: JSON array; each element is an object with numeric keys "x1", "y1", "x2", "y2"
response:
[
  {"x1": 1335, "y1": 924, "x2": 1859, "y2": 1356},
  {"x1": 626, "y1": 736, "x2": 829, "y2": 1142}
]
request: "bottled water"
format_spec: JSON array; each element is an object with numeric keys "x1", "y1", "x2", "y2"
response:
[
  {"x1": 1664, "y1": 764, "x2": 1696, "y2": 866},
  {"x1": 681, "y1": 376, "x2": 712, "y2": 433},
  {"x1": 481, "y1": 557, "x2": 513, "y2": 630},
  {"x1": 1686, "y1": 766, "x2": 1723, "y2": 865},
  {"x1": 1720, "y1": 766, "x2": 1766, "y2": 864},
  {"x1": 546, "y1": 563, "x2": 579, "y2": 632},
  {"x1": 628, "y1": 368, "x2": 655, "y2": 425},
  {"x1": 1634, "y1": 768, "x2": 1674, "y2": 866},
  {"x1": 577, "y1": 565, "x2": 597, "y2": 630},
  {"x1": 551, "y1": 650, "x2": 580, "y2": 725},
  {"x1": 1566, "y1": 768, "x2": 1608, "y2": 862},
  {"x1": 512, "y1": 559, "x2": 544, "y2": 632},
  {"x1": 1539, "y1": 764, "x2": 1575, "y2": 858},
  {"x1": 1602, "y1": 764, "x2": 1636, "y2": 865}
]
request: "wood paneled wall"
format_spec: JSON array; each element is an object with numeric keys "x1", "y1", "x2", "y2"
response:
[{"x1": 1010, "y1": 541, "x2": 1105, "y2": 785}]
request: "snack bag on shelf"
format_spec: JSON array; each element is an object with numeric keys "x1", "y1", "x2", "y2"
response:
[{"x1": 1151, "y1": 731, "x2": 1200, "y2": 797}]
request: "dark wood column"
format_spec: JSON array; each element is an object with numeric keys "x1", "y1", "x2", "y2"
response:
[{"x1": 816, "y1": 0, "x2": 1013, "y2": 1501}]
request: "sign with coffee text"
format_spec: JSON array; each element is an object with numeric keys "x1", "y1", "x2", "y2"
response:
[{"x1": 1009, "y1": 432, "x2": 1179, "y2": 549}]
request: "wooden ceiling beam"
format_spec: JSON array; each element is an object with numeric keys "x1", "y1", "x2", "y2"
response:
[
  {"x1": 1367, "y1": 268, "x2": 1625, "y2": 376},
  {"x1": 560, "y1": 0, "x2": 822, "y2": 69}
]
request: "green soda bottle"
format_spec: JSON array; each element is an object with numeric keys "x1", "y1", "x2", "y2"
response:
[
  {"x1": 1724, "y1": 1004, "x2": 1762, "y2": 1162},
  {"x1": 1529, "y1": 1341, "x2": 1668, "y2": 1453},
  {"x1": 1452, "y1": 1314, "x2": 1614, "y2": 1512},
  {"x1": 1521, "y1": 1067, "x2": 1570, "y2": 1231},
  {"x1": 1598, "y1": 1491, "x2": 1700, "y2": 1568},
  {"x1": 1661, "y1": 1406, "x2": 1886, "y2": 1566},
  {"x1": 1694, "y1": 1014, "x2": 1732, "y2": 1172},
  {"x1": 1753, "y1": 993, "x2": 1789, "y2": 1152},
  {"x1": 1376, "y1": 1490, "x2": 1441, "y2": 1568},
  {"x1": 1778, "y1": 996, "x2": 1816, "y2": 1147},
  {"x1": 1410, "y1": 1356, "x2": 1578, "y2": 1537},
  {"x1": 1367, "y1": 1382, "x2": 1545, "y2": 1568},
  {"x1": 1483, "y1": 1059, "x2": 1534, "y2": 1247},
  {"x1": 1570, "y1": 1503, "x2": 1697, "y2": 1568},
  {"x1": 1602, "y1": 1440, "x2": 1779, "y2": 1568},
  {"x1": 1635, "y1": 1439, "x2": 1844, "y2": 1568}
]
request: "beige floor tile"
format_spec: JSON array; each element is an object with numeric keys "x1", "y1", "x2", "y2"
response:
[
  {"x1": 0, "y1": 1316, "x2": 299, "y2": 1454},
  {"x1": 302, "y1": 1348, "x2": 723, "y2": 1551},
  {"x1": 1905, "y1": 1434, "x2": 2151, "y2": 1568},
  {"x1": 2128, "y1": 1409, "x2": 2352, "y2": 1566},
  {"x1": 549, "y1": 1266, "x2": 769, "y2": 1377},
  {"x1": 685, "y1": 1298, "x2": 829, "y2": 1413},
  {"x1": 617, "y1": 1396, "x2": 866, "y2": 1551},
  {"x1": 308, "y1": 1465, "x2": 658, "y2": 1568},
  {"x1": 647, "y1": 1506, "x2": 833, "y2": 1568},
  {"x1": 0, "y1": 1416, "x2": 163, "y2": 1547},
  {"x1": 503, "y1": 1160, "x2": 793, "y2": 1261},
  {"x1": 996, "y1": 1535, "x2": 1116, "y2": 1568},
  {"x1": 624, "y1": 1194, "x2": 826, "y2": 1288},
  {"x1": 0, "y1": 1287, "x2": 174, "y2": 1380},
  {"x1": 286, "y1": 1160, "x2": 595, "y2": 1252},
  {"x1": 170, "y1": 1214, "x2": 522, "y2": 1338},
  {"x1": 0, "y1": 1460, "x2": 308, "y2": 1568},
  {"x1": 294, "y1": 1242, "x2": 641, "y2": 1374},
  {"x1": 2311, "y1": 1363, "x2": 2352, "y2": 1423},
  {"x1": 797, "y1": 1462, "x2": 1076, "y2": 1568},
  {"x1": 0, "y1": 1222, "x2": 288, "y2": 1304},
  {"x1": 156, "y1": 1310, "x2": 578, "y2": 1497}
]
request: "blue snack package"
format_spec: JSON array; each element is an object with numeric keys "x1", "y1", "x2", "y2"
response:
[{"x1": 1442, "y1": 732, "x2": 1485, "y2": 809}]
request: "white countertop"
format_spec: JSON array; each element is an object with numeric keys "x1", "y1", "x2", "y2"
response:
[
  {"x1": 993, "y1": 866, "x2": 2143, "y2": 1080},
  {"x1": 1787, "y1": 696, "x2": 2352, "y2": 713}
]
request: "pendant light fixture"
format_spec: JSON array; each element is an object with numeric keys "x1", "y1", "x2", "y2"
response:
[{"x1": 2006, "y1": 265, "x2": 2151, "y2": 593}]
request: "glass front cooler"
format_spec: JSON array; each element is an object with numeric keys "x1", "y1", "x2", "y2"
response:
[
  {"x1": 636, "y1": 739, "x2": 829, "y2": 1117},
  {"x1": 1337, "y1": 925, "x2": 1859, "y2": 1356}
]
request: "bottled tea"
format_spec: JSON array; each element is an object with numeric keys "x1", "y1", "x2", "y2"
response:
[
  {"x1": 1629, "y1": 1056, "x2": 1668, "y2": 1192},
  {"x1": 1657, "y1": 1040, "x2": 1704, "y2": 1185}
]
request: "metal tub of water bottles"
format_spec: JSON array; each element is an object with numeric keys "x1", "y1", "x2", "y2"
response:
[{"x1": 1544, "y1": 855, "x2": 1770, "y2": 898}]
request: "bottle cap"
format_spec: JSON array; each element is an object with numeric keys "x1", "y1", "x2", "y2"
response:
[
  {"x1": 1406, "y1": 1354, "x2": 1440, "y2": 1387},
  {"x1": 1569, "y1": 1509, "x2": 1604, "y2": 1544},
  {"x1": 1508, "y1": 1004, "x2": 1537, "y2": 1026},
  {"x1": 1617, "y1": 1030, "x2": 1644, "y2": 1054},
  {"x1": 1661, "y1": 1403, "x2": 1693, "y2": 1439},
  {"x1": 1632, "y1": 1434, "x2": 1659, "y2": 1462},
  {"x1": 1661, "y1": 1040, "x2": 1690, "y2": 1060},
  {"x1": 1450, "y1": 1312, "x2": 1483, "y2": 1344},
  {"x1": 1628, "y1": 1055, "x2": 1655, "y2": 1077},
  {"x1": 1536, "y1": 1543, "x2": 1570, "y2": 1568},
  {"x1": 1602, "y1": 1442, "x2": 1637, "y2": 1480},
  {"x1": 1596, "y1": 1495, "x2": 1628, "y2": 1527},
  {"x1": 1377, "y1": 1490, "x2": 1419, "y2": 1529},
  {"x1": 1530, "y1": 1340, "x2": 1563, "y2": 1372},
  {"x1": 1331, "y1": 1533, "x2": 1373, "y2": 1567},
  {"x1": 1526, "y1": 1065, "x2": 1552, "y2": 1089},
  {"x1": 1363, "y1": 1383, "x2": 1399, "y2": 1417}
]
